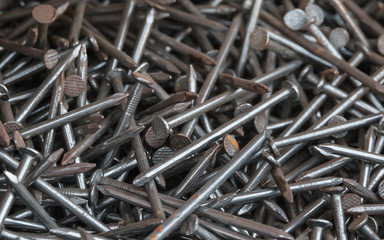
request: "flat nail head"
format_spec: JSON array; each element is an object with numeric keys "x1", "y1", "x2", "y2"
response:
[
  {"x1": 145, "y1": 127, "x2": 168, "y2": 148},
  {"x1": 284, "y1": 9, "x2": 307, "y2": 31},
  {"x1": 152, "y1": 117, "x2": 170, "y2": 138},
  {"x1": 254, "y1": 114, "x2": 268, "y2": 133},
  {"x1": 19, "y1": 147, "x2": 43, "y2": 160},
  {"x1": 43, "y1": 49, "x2": 59, "y2": 69},
  {"x1": 3, "y1": 121, "x2": 23, "y2": 134},
  {"x1": 307, "y1": 218, "x2": 333, "y2": 229},
  {"x1": 223, "y1": 134, "x2": 239, "y2": 157},
  {"x1": 170, "y1": 133, "x2": 192, "y2": 151},
  {"x1": 298, "y1": 65, "x2": 313, "y2": 82},
  {"x1": 342, "y1": 193, "x2": 361, "y2": 211},
  {"x1": 32, "y1": 4, "x2": 56, "y2": 24},
  {"x1": 234, "y1": 103, "x2": 253, "y2": 117},
  {"x1": 64, "y1": 75, "x2": 86, "y2": 97},
  {"x1": 305, "y1": 4, "x2": 324, "y2": 26},
  {"x1": 282, "y1": 80, "x2": 300, "y2": 102},
  {"x1": 12, "y1": 130, "x2": 26, "y2": 150},
  {"x1": 348, "y1": 213, "x2": 368, "y2": 232},
  {"x1": 250, "y1": 28, "x2": 270, "y2": 50},
  {"x1": 152, "y1": 150, "x2": 175, "y2": 180},
  {"x1": 378, "y1": 179, "x2": 384, "y2": 199},
  {"x1": 329, "y1": 28, "x2": 350, "y2": 48},
  {"x1": 106, "y1": 68, "x2": 127, "y2": 83},
  {"x1": 327, "y1": 115, "x2": 347, "y2": 138}
]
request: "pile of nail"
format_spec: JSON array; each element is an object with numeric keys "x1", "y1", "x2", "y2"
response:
[{"x1": 2, "y1": 0, "x2": 384, "y2": 239}]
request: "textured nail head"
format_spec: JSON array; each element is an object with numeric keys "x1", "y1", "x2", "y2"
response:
[
  {"x1": 32, "y1": 4, "x2": 56, "y2": 24},
  {"x1": 284, "y1": 9, "x2": 307, "y2": 31}
]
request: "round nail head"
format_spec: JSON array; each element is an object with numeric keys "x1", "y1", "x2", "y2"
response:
[
  {"x1": 327, "y1": 115, "x2": 347, "y2": 138},
  {"x1": 64, "y1": 75, "x2": 86, "y2": 98},
  {"x1": 170, "y1": 133, "x2": 192, "y2": 151},
  {"x1": 342, "y1": 193, "x2": 361, "y2": 211},
  {"x1": 234, "y1": 103, "x2": 253, "y2": 117},
  {"x1": 329, "y1": 28, "x2": 350, "y2": 49},
  {"x1": 250, "y1": 28, "x2": 270, "y2": 51},
  {"x1": 284, "y1": 9, "x2": 307, "y2": 31},
  {"x1": 43, "y1": 49, "x2": 59, "y2": 69},
  {"x1": 254, "y1": 114, "x2": 268, "y2": 133},
  {"x1": 152, "y1": 147, "x2": 175, "y2": 165},
  {"x1": 305, "y1": 4, "x2": 324, "y2": 26},
  {"x1": 145, "y1": 127, "x2": 168, "y2": 148},
  {"x1": 32, "y1": 4, "x2": 56, "y2": 24},
  {"x1": 152, "y1": 117, "x2": 170, "y2": 139},
  {"x1": 223, "y1": 134, "x2": 239, "y2": 157}
]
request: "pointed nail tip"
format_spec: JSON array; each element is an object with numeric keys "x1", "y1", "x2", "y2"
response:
[
  {"x1": 132, "y1": 176, "x2": 145, "y2": 186},
  {"x1": 264, "y1": 129, "x2": 273, "y2": 138},
  {"x1": 96, "y1": 186, "x2": 108, "y2": 195}
]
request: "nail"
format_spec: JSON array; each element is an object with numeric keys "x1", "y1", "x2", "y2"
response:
[
  {"x1": 41, "y1": 163, "x2": 96, "y2": 178},
  {"x1": 131, "y1": 118, "x2": 166, "y2": 220},
  {"x1": 4, "y1": 171, "x2": 59, "y2": 230},
  {"x1": 32, "y1": 4, "x2": 57, "y2": 49},
  {"x1": 348, "y1": 213, "x2": 381, "y2": 240},
  {"x1": 235, "y1": 0, "x2": 263, "y2": 76},
  {"x1": 61, "y1": 110, "x2": 119, "y2": 165},
  {"x1": 261, "y1": 11, "x2": 384, "y2": 94},
  {"x1": 144, "y1": 130, "x2": 271, "y2": 240},
  {"x1": 262, "y1": 149, "x2": 293, "y2": 203},
  {"x1": 0, "y1": 39, "x2": 59, "y2": 69},
  {"x1": 283, "y1": 194, "x2": 330, "y2": 233},
  {"x1": 148, "y1": 2, "x2": 227, "y2": 31},
  {"x1": 329, "y1": 0, "x2": 371, "y2": 47},
  {"x1": 0, "y1": 146, "x2": 42, "y2": 231},
  {"x1": 316, "y1": 143, "x2": 384, "y2": 170},
  {"x1": 171, "y1": 144, "x2": 220, "y2": 198},
  {"x1": 180, "y1": 214, "x2": 219, "y2": 240},
  {"x1": 50, "y1": 227, "x2": 110, "y2": 240},
  {"x1": 136, "y1": 81, "x2": 299, "y2": 186},
  {"x1": 24, "y1": 148, "x2": 63, "y2": 186},
  {"x1": 81, "y1": 125, "x2": 144, "y2": 161},
  {"x1": 342, "y1": 0, "x2": 384, "y2": 36},
  {"x1": 321, "y1": 186, "x2": 347, "y2": 240},
  {"x1": 19, "y1": 93, "x2": 127, "y2": 139},
  {"x1": 98, "y1": 184, "x2": 293, "y2": 240},
  {"x1": 342, "y1": 178, "x2": 382, "y2": 204},
  {"x1": 306, "y1": 218, "x2": 333, "y2": 240},
  {"x1": 15, "y1": 44, "x2": 81, "y2": 123},
  {"x1": 100, "y1": 69, "x2": 150, "y2": 169}
]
